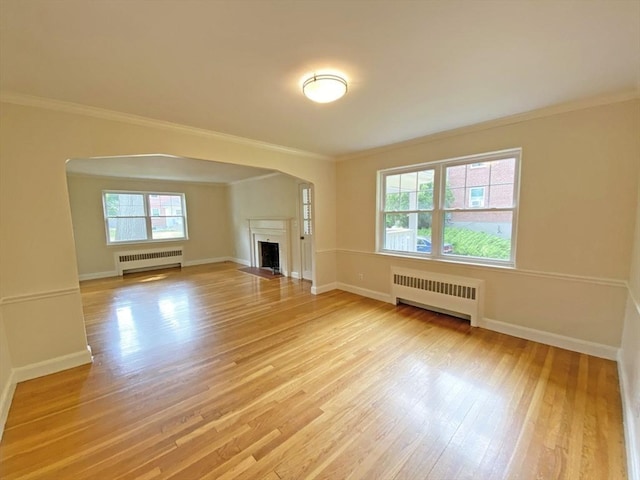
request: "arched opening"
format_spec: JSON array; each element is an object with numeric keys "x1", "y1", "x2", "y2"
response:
[{"x1": 65, "y1": 154, "x2": 316, "y2": 284}]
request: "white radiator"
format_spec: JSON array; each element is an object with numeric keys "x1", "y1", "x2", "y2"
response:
[
  {"x1": 390, "y1": 267, "x2": 484, "y2": 326},
  {"x1": 115, "y1": 246, "x2": 184, "y2": 275}
]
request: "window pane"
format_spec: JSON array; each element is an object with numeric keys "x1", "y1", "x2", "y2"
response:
[
  {"x1": 446, "y1": 158, "x2": 516, "y2": 209},
  {"x1": 384, "y1": 212, "x2": 432, "y2": 252},
  {"x1": 105, "y1": 193, "x2": 145, "y2": 216},
  {"x1": 302, "y1": 187, "x2": 311, "y2": 204},
  {"x1": 443, "y1": 211, "x2": 512, "y2": 260},
  {"x1": 151, "y1": 217, "x2": 185, "y2": 240},
  {"x1": 417, "y1": 170, "x2": 434, "y2": 209},
  {"x1": 385, "y1": 192, "x2": 409, "y2": 211},
  {"x1": 149, "y1": 194, "x2": 183, "y2": 216},
  {"x1": 107, "y1": 217, "x2": 147, "y2": 242},
  {"x1": 385, "y1": 170, "x2": 433, "y2": 211}
]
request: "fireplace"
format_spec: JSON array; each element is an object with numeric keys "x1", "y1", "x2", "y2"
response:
[
  {"x1": 248, "y1": 218, "x2": 291, "y2": 277},
  {"x1": 259, "y1": 241, "x2": 280, "y2": 273}
]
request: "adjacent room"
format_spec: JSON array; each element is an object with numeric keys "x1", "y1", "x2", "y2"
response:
[{"x1": 0, "y1": 1, "x2": 638, "y2": 479}]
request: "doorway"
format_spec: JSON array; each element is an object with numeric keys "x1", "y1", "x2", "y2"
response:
[{"x1": 299, "y1": 183, "x2": 313, "y2": 281}]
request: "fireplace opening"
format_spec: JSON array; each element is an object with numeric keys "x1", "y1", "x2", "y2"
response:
[{"x1": 259, "y1": 241, "x2": 280, "y2": 274}]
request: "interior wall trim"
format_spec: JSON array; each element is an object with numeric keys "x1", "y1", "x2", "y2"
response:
[
  {"x1": 0, "y1": 287, "x2": 81, "y2": 306},
  {"x1": 335, "y1": 282, "x2": 393, "y2": 304},
  {"x1": 618, "y1": 345, "x2": 640, "y2": 480},
  {"x1": 0, "y1": 92, "x2": 331, "y2": 161},
  {"x1": 336, "y1": 92, "x2": 640, "y2": 161},
  {"x1": 619, "y1": 289, "x2": 640, "y2": 480},
  {"x1": 11, "y1": 346, "x2": 93, "y2": 384},
  {"x1": 478, "y1": 317, "x2": 618, "y2": 360},
  {"x1": 0, "y1": 369, "x2": 16, "y2": 442},
  {"x1": 78, "y1": 271, "x2": 119, "y2": 282},
  {"x1": 330, "y1": 280, "x2": 619, "y2": 360},
  {"x1": 230, "y1": 257, "x2": 251, "y2": 267},
  {"x1": 182, "y1": 257, "x2": 233, "y2": 267},
  {"x1": 311, "y1": 282, "x2": 338, "y2": 295},
  {"x1": 0, "y1": 346, "x2": 93, "y2": 440},
  {"x1": 336, "y1": 249, "x2": 627, "y2": 288}
]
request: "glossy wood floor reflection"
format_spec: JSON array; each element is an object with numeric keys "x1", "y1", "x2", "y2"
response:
[{"x1": 0, "y1": 263, "x2": 627, "y2": 479}]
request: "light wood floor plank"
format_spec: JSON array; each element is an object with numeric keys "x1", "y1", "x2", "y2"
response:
[{"x1": 0, "y1": 262, "x2": 627, "y2": 479}]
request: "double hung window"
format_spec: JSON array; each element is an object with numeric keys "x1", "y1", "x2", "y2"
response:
[
  {"x1": 103, "y1": 191, "x2": 188, "y2": 244},
  {"x1": 378, "y1": 149, "x2": 520, "y2": 266}
]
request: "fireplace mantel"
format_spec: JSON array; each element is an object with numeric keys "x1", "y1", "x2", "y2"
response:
[{"x1": 248, "y1": 218, "x2": 291, "y2": 277}]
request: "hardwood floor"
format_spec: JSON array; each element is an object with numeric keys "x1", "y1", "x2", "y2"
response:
[{"x1": 0, "y1": 262, "x2": 627, "y2": 479}]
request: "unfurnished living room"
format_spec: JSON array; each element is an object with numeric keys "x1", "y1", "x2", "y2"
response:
[{"x1": 0, "y1": 1, "x2": 639, "y2": 479}]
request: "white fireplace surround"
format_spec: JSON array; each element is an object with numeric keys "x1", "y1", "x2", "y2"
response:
[{"x1": 248, "y1": 218, "x2": 291, "y2": 277}]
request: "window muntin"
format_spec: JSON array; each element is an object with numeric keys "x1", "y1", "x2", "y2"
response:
[
  {"x1": 301, "y1": 185, "x2": 313, "y2": 235},
  {"x1": 378, "y1": 149, "x2": 520, "y2": 266},
  {"x1": 103, "y1": 191, "x2": 187, "y2": 244}
]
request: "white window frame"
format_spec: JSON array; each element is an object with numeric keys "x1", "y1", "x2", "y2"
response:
[
  {"x1": 377, "y1": 148, "x2": 521, "y2": 267},
  {"x1": 102, "y1": 190, "x2": 189, "y2": 245}
]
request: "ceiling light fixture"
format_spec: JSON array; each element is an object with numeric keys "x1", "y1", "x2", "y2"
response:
[{"x1": 302, "y1": 73, "x2": 348, "y2": 103}]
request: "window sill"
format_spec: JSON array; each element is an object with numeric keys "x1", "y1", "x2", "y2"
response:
[
  {"x1": 376, "y1": 250, "x2": 515, "y2": 270},
  {"x1": 106, "y1": 238, "x2": 188, "y2": 247}
]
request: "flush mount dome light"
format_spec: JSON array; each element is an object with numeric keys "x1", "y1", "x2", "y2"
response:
[{"x1": 302, "y1": 73, "x2": 347, "y2": 103}]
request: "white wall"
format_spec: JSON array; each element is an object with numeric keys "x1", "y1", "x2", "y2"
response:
[
  {"x1": 0, "y1": 313, "x2": 14, "y2": 439},
  {"x1": 620, "y1": 151, "x2": 640, "y2": 479},
  {"x1": 67, "y1": 174, "x2": 233, "y2": 277},
  {"x1": 229, "y1": 173, "x2": 303, "y2": 276},
  {"x1": 335, "y1": 99, "x2": 639, "y2": 351}
]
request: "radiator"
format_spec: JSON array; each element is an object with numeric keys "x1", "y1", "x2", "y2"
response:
[
  {"x1": 115, "y1": 246, "x2": 184, "y2": 275},
  {"x1": 390, "y1": 267, "x2": 484, "y2": 326}
]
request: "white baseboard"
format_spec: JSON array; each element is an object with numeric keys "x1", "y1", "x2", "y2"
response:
[
  {"x1": 0, "y1": 345, "x2": 93, "y2": 441},
  {"x1": 336, "y1": 282, "x2": 393, "y2": 304},
  {"x1": 311, "y1": 282, "x2": 338, "y2": 295},
  {"x1": 334, "y1": 281, "x2": 619, "y2": 361},
  {"x1": 230, "y1": 257, "x2": 251, "y2": 267},
  {"x1": 183, "y1": 257, "x2": 231, "y2": 267},
  {"x1": 478, "y1": 318, "x2": 618, "y2": 360},
  {"x1": 618, "y1": 349, "x2": 640, "y2": 480},
  {"x1": 0, "y1": 369, "x2": 16, "y2": 441},
  {"x1": 12, "y1": 346, "x2": 93, "y2": 383},
  {"x1": 78, "y1": 271, "x2": 118, "y2": 281},
  {"x1": 290, "y1": 271, "x2": 301, "y2": 279}
]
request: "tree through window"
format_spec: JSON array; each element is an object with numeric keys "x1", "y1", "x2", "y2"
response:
[
  {"x1": 103, "y1": 191, "x2": 188, "y2": 244},
  {"x1": 378, "y1": 149, "x2": 520, "y2": 266}
]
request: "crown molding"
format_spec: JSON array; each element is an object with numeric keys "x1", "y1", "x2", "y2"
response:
[
  {"x1": 65, "y1": 171, "x2": 230, "y2": 187},
  {"x1": 0, "y1": 92, "x2": 332, "y2": 162},
  {"x1": 336, "y1": 89, "x2": 640, "y2": 162}
]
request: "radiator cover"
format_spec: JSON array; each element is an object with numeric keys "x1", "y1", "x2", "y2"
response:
[
  {"x1": 115, "y1": 246, "x2": 184, "y2": 275},
  {"x1": 390, "y1": 267, "x2": 484, "y2": 326}
]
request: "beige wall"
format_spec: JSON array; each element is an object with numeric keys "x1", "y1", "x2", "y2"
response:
[
  {"x1": 0, "y1": 100, "x2": 337, "y2": 376},
  {"x1": 336, "y1": 99, "x2": 639, "y2": 346},
  {"x1": 67, "y1": 174, "x2": 233, "y2": 276},
  {"x1": 229, "y1": 173, "x2": 303, "y2": 277}
]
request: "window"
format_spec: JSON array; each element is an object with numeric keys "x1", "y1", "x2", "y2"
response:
[
  {"x1": 103, "y1": 191, "x2": 188, "y2": 244},
  {"x1": 301, "y1": 185, "x2": 313, "y2": 236},
  {"x1": 469, "y1": 187, "x2": 485, "y2": 208},
  {"x1": 378, "y1": 149, "x2": 520, "y2": 266}
]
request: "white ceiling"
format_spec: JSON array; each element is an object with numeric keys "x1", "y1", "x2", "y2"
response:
[
  {"x1": 1, "y1": 0, "x2": 639, "y2": 158},
  {"x1": 66, "y1": 155, "x2": 276, "y2": 184}
]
